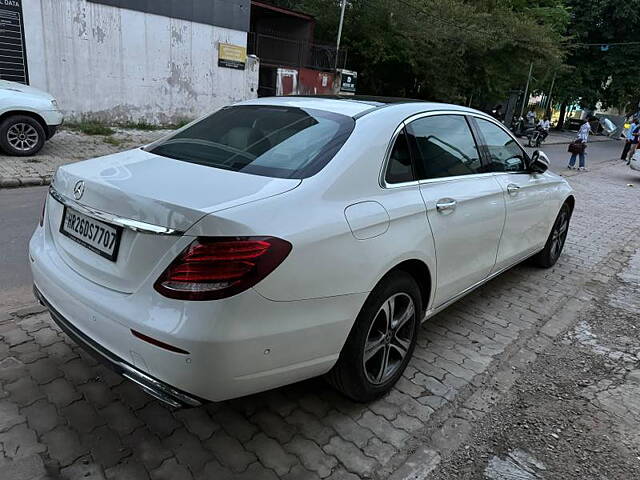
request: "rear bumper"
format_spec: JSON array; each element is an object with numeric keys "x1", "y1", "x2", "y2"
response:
[
  {"x1": 630, "y1": 154, "x2": 640, "y2": 171},
  {"x1": 34, "y1": 285, "x2": 202, "y2": 408},
  {"x1": 29, "y1": 221, "x2": 366, "y2": 402}
]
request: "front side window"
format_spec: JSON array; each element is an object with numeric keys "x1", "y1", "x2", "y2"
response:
[
  {"x1": 148, "y1": 105, "x2": 355, "y2": 179},
  {"x1": 385, "y1": 130, "x2": 414, "y2": 184},
  {"x1": 406, "y1": 115, "x2": 482, "y2": 180},
  {"x1": 475, "y1": 118, "x2": 527, "y2": 172}
]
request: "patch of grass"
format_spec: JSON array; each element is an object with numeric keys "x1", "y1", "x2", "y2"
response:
[
  {"x1": 169, "y1": 118, "x2": 193, "y2": 129},
  {"x1": 103, "y1": 136, "x2": 125, "y2": 147},
  {"x1": 117, "y1": 120, "x2": 159, "y2": 131},
  {"x1": 66, "y1": 121, "x2": 115, "y2": 136}
]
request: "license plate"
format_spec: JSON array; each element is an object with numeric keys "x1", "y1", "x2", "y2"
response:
[{"x1": 60, "y1": 207, "x2": 122, "y2": 261}]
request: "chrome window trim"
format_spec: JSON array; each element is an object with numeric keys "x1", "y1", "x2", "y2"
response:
[
  {"x1": 48, "y1": 186, "x2": 184, "y2": 236},
  {"x1": 379, "y1": 109, "x2": 532, "y2": 189}
]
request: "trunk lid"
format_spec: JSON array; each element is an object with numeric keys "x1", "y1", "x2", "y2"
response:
[{"x1": 48, "y1": 148, "x2": 300, "y2": 293}]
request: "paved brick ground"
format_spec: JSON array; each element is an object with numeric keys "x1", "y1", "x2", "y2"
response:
[
  {"x1": 0, "y1": 159, "x2": 639, "y2": 479},
  {"x1": 0, "y1": 129, "x2": 169, "y2": 187}
]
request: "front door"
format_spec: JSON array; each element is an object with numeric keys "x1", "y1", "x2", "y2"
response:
[
  {"x1": 406, "y1": 114, "x2": 506, "y2": 307},
  {"x1": 472, "y1": 117, "x2": 552, "y2": 271}
]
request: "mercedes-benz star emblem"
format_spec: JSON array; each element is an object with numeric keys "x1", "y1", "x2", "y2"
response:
[{"x1": 73, "y1": 180, "x2": 85, "y2": 200}]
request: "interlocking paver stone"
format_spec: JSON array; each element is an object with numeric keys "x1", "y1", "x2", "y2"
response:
[
  {"x1": 246, "y1": 432, "x2": 298, "y2": 476},
  {"x1": 357, "y1": 411, "x2": 410, "y2": 449},
  {"x1": 62, "y1": 400, "x2": 103, "y2": 433},
  {"x1": 42, "y1": 377, "x2": 82, "y2": 407},
  {"x1": 123, "y1": 428, "x2": 173, "y2": 471},
  {"x1": 205, "y1": 430, "x2": 257, "y2": 473},
  {"x1": 287, "y1": 409, "x2": 335, "y2": 445},
  {"x1": 0, "y1": 401, "x2": 25, "y2": 432},
  {"x1": 84, "y1": 425, "x2": 130, "y2": 468},
  {"x1": 105, "y1": 460, "x2": 151, "y2": 480},
  {"x1": 0, "y1": 423, "x2": 46, "y2": 459},
  {"x1": 59, "y1": 458, "x2": 107, "y2": 480},
  {"x1": 323, "y1": 411, "x2": 373, "y2": 448},
  {"x1": 5, "y1": 377, "x2": 44, "y2": 407},
  {"x1": 162, "y1": 428, "x2": 214, "y2": 474},
  {"x1": 253, "y1": 410, "x2": 297, "y2": 443},
  {"x1": 323, "y1": 437, "x2": 377, "y2": 478},
  {"x1": 21, "y1": 399, "x2": 60, "y2": 434},
  {"x1": 0, "y1": 454, "x2": 47, "y2": 480},
  {"x1": 99, "y1": 401, "x2": 143, "y2": 435},
  {"x1": 150, "y1": 458, "x2": 193, "y2": 480},
  {"x1": 27, "y1": 356, "x2": 63, "y2": 384},
  {"x1": 285, "y1": 435, "x2": 338, "y2": 478},
  {"x1": 42, "y1": 426, "x2": 86, "y2": 467},
  {"x1": 174, "y1": 407, "x2": 219, "y2": 441},
  {"x1": 363, "y1": 438, "x2": 396, "y2": 466},
  {"x1": 137, "y1": 403, "x2": 180, "y2": 438}
]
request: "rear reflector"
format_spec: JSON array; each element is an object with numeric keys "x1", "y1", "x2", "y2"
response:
[
  {"x1": 131, "y1": 329, "x2": 190, "y2": 355},
  {"x1": 154, "y1": 237, "x2": 292, "y2": 301}
]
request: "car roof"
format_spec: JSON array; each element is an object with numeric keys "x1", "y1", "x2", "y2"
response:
[{"x1": 238, "y1": 95, "x2": 482, "y2": 119}]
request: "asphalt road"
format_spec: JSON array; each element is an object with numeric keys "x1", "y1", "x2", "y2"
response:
[
  {"x1": 0, "y1": 138, "x2": 621, "y2": 309},
  {"x1": 0, "y1": 185, "x2": 46, "y2": 309}
]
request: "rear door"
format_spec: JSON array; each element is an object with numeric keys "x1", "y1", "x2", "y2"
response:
[
  {"x1": 408, "y1": 113, "x2": 506, "y2": 308},
  {"x1": 471, "y1": 117, "x2": 551, "y2": 271}
]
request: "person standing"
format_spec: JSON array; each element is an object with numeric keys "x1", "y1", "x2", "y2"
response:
[
  {"x1": 526, "y1": 108, "x2": 536, "y2": 126},
  {"x1": 568, "y1": 116, "x2": 595, "y2": 171},
  {"x1": 621, "y1": 118, "x2": 639, "y2": 160}
]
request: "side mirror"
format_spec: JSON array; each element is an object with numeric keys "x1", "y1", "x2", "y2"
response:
[{"x1": 529, "y1": 150, "x2": 549, "y2": 173}]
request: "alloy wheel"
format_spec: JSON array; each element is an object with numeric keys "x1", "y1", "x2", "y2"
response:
[
  {"x1": 550, "y1": 207, "x2": 569, "y2": 260},
  {"x1": 7, "y1": 123, "x2": 39, "y2": 152},
  {"x1": 363, "y1": 292, "x2": 416, "y2": 385}
]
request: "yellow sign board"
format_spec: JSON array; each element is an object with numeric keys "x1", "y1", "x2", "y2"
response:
[{"x1": 218, "y1": 43, "x2": 247, "y2": 70}]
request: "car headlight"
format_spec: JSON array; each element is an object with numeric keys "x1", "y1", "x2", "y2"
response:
[{"x1": 51, "y1": 99, "x2": 59, "y2": 109}]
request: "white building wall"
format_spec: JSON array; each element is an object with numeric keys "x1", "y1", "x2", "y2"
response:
[{"x1": 23, "y1": 0, "x2": 258, "y2": 123}]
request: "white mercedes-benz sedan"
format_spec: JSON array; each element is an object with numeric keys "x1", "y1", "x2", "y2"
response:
[{"x1": 30, "y1": 97, "x2": 574, "y2": 407}]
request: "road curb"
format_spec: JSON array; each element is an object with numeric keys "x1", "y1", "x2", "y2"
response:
[{"x1": 0, "y1": 176, "x2": 51, "y2": 189}]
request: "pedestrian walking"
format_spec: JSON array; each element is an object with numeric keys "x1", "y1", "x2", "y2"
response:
[
  {"x1": 621, "y1": 118, "x2": 639, "y2": 161},
  {"x1": 567, "y1": 116, "x2": 596, "y2": 171}
]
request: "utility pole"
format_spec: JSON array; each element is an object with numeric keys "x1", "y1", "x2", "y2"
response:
[
  {"x1": 546, "y1": 71, "x2": 557, "y2": 114},
  {"x1": 335, "y1": 0, "x2": 347, "y2": 70},
  {"x1": 520, "y1": 62, "x2": 534, "y2": 118}
]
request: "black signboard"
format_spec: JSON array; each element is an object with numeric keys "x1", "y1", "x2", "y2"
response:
[
  {"x1": 0, "y1": 0, "x2": 28, "y2": 84},
  {"x1": 340, "y1": 70, "x2": 357, "y2": 94}
]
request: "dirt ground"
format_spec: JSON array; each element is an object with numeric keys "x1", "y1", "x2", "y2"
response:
[{"x1": 430, "y1": 250, "x2": 640, "y2": 479}]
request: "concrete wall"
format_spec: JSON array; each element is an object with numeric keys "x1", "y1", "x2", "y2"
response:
[{"x1": 23, "y1": 0, "x2": 258, "y2": 124}]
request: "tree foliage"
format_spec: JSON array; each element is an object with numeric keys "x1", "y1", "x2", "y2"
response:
[{"x1": 271, "y1": 0, "x2": 638, "y2": 111}]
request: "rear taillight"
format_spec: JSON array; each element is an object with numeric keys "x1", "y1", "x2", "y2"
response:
[{"x1": 154, "y1": 237, "x2": 292, "y2": 300}]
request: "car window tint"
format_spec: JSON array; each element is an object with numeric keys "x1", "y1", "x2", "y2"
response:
[
  {"x1": 148, "y1": 105, "x2": 355, "y2": 179},
  {"x1": 385, "y1": 130, "x2": 414, "y2": 184},
  {"x1": 475, "y1": 118, "x2": 526, "y2": 172},
  {"x1": 406, "y1": 115, "x2": 482, "y2": 179}
]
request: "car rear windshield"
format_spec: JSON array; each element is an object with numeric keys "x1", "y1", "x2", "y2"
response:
[{"x1": 148, "y1": 105, "x2": 355, "y2": 179}]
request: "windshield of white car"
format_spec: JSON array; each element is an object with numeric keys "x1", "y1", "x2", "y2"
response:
[{"x1": 149, "y1": 105, "x2": 355, "y2": 179}]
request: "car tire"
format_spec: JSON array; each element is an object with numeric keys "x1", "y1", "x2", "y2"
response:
[
  {"x1": 531, "y1": 202, "x2": 572, "y2": 268},
  {"x1": 327, "y1": 271, "x2": 422, "y2": 402},
  {"x1": 0, "y1": 115, "x2": 46, "y2": 156}
]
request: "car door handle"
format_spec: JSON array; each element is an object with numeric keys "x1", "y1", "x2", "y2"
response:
[
  {"x1": 436, "y1": 198, "x2": 457, "y2": 212},
  {"x1": 507, "y1": 184, "x2": 521, "y2": 195}
]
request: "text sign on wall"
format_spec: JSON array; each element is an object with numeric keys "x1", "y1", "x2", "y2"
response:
[
  {"x1": 218, "y1": 43, "x2": 246, "y2": 70},
  {"x1": 0, "y1": 0, "x2": 28, "y2": 84}
]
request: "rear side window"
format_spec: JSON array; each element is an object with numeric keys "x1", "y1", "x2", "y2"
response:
[
  {"x1": 385, "y1": 130, "x2": 414, "y2": 184},
  {"x1": 406, "y1": 115, "x2": 482, "y2": 180},
  {"x1": 148, "y1": 105, "x2": 355, "y2": 179},
  {"x1": 474, "y1": 118, "x2": 527, "y2": 172}
]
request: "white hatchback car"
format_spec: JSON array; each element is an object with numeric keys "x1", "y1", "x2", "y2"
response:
[
  {"x1": 30, "y1": 97, "x2": 574, "y2": 407},
  {"x1": 0, "y1": 80, "x2": 63, "y2": 156}
]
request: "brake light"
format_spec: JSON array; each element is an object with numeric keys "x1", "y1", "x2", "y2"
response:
[{"x1": 154, "y1": 237, "x2": 292, "y2": 300}]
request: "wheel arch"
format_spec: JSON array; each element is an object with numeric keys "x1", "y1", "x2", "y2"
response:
[
  {"x1": 377, "y1": 258, "x2": 433, "y2": 314},
  {"x1": 564, "y1": 194, "x2": 575, "y2": 213},
  {"x1": 0, "y1": 110, "x2": 48, "y2": 136}
]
